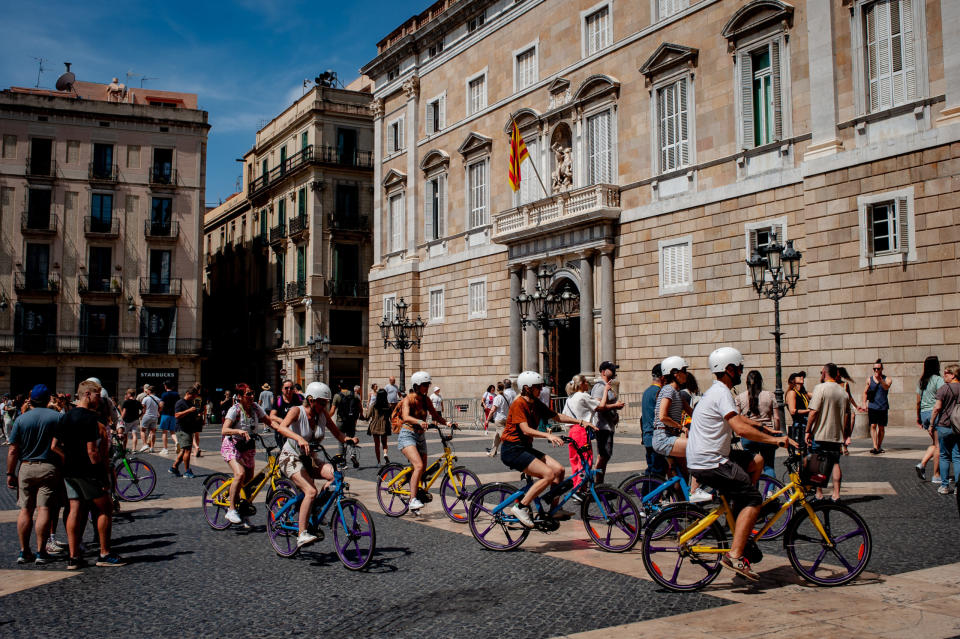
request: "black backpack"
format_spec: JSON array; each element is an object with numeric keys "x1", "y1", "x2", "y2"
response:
[{"x1": 337, "y1": 391, "x2": 359, "y2": 422}]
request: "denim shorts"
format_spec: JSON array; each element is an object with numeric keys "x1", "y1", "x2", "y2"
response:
[
  {"x1": 159, "y1": 414, "x2": 177, "y2": 431},
  {"x1": 397, "y1": 428, "x2": 427, "y2": 456},
  {"x1": 921, "y1": 410, "x2": 933, "y2": 430},
  {"x1": 652, "y1": 428, "x2": 679, "y2": 457}
]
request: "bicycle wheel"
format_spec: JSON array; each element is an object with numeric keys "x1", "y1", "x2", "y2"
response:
[
  {"x1": 755, "y1": 475, "x2": 792, "y2": 540},
  {"x1": 467, "y1": 483, "x2": 529, "y2": 551},
  {"x1": 266, "y1": 489, "x2": 300, "y2": 557},
  {"x1": 266, "y1": 477, "x2": 299, "y2": 504},
  {"x1": 439, "y1": 466, "x2": 481, "y2": 523},
  {"x1": 784, "y1": 501, "x2": 872, "y2": 586},
  {"x1": 331, "y1": 498, "x2": 376, "y2": 570},
  {"x1": 202, "y1": 473, "x2": 233, "y2": 530},
  {"x1": 618, "y1": 474, "x2": 671, "y2": 533},
  {"x1": 641, "y1": 505, "x2": 727, "y2": 592},
  {"x1": 580, "y1": 484, "x2": 642, "y2": 552},
  {"x1": 376, "y1": 463, "x2": 410, "y2": 517},
  {"x1": 114, "y1": 458, "x2": 157, "y2": 502}
]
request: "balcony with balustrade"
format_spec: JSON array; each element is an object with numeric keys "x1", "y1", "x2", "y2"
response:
[
  {"x1": 145, "y1": 220, "x2": 179, "y2": 242},
  {"x1": 14, "y1": 271, "x2": 60, "y2": 296},
  {"x1": 21, "y1": 211, "x2": 58, "y2": 235},
  {"x1": 78, "y1": 275, "x2": 122, "y2": 299},
  {"x1": 287, "y1": 215, "x2": 309, "y2": 241},
  {"x1": 325, "y1": 279, "x2": 369, "y2": 304},
  {"x1": 139, "y1": 277, "x2": 182, "y2": 299},
  {"x1": 492, "y1": 184, "x2": 621, "y2": 245},
  {"x1": 84, "y1": 216, "x2": 120, "y2": 238},
  {"x1": 25, "y1": 157, "x2": 56, "y2": 182},
  {"x1": 149, "y1": 166, "x2": 178, "y2": 189},
  {"x1": 88, "y1": 162, "x2": 118, "y2": 185}
]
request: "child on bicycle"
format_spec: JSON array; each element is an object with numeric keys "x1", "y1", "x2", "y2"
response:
[
  {"x1": 500, "y1": 371, "x2": 589, "y2": 528},
  {"x1": 274, "y1": 382, "x2": 358, "y2": 548}
]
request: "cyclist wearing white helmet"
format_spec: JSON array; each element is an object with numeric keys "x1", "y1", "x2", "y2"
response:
[
  {"x1": 686, "y1": 347, "x2": 796, "y2": 581},
  {"x1": 274, "y1": 381, "x2": 358, "y2": 548},
  {"x1": 500, "y1": 371, "x2": 589, "y2": 528},
  {"x1": 398, "y1": 371, "x2": 448, "y2": 511},
  {"x1": 652, "y1": 356, "x2": 711, "y2": 503}
]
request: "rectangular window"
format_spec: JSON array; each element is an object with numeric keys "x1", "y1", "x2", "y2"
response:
[
  {"x1": 429, "y1": 287, "x2": 444, "y2": 322},
  {"x1": 337, "y1": 128, "x2": 357, "y2": 165},
  {"x1": 261, "y1": 158, "x2": 268, "y2": 177},
  {"x1": 657, "y1": 78, "x2": 690, "y2": 172},
  {"x1": 387, "y1": 118, "x2": 404, "y2": 154},
  {"x1": 587, "y1": 111, "x2": 612, "y2": 184},
  {"x1": 468, "y1": 161, "x2": 487, "y2": 229},
  {"x1": 869, "y1": 201, "x2": 898, "y2": 254},
  {"x1": 744, "y1": 218, "x2": 787, "y2": 280},
  {"x1": 0, "y1": 187, "x2": 13, "y2": 226},
  {"x1": 468, "y1": 11, "x2": 485, "y2": 32},
  {"x1": 518, "y1": 138, "x2": 542, "y2": 204},
  {"x1": 383, "y1": 295, "x2": 397, "y2": 323},
  {"x1": 739, "y1": 40, "x2": 783, "y2": 149},
  {"x1": 92, "y1": 143, "x2": 113, "y2": 177},
  {"x1": 657, "y1": 0, "x2": 688, "y2": 20},
  {"x1": 66, "y1": 140, "x2": 80, "y2": 164},
  {"x1": 294, "y1": 311, "x2": 305, "y2": 346},
  {"x1": 425, "y1": 175, "x2": 446, "y2": 241},
  {"x1": 260, "y1": 209, "x2": 268, "y2": 237},
  {"x1": 659, "y1": 237, "x2": 693, "y2": 295},
  {"x1": 584, "y1": 5, "x2": 611, "y2": 56},
  {"x1": 88, "y1": 246, "x2": 112, "y2": 291},
  {"x1": 468, "y1": 279, "x2": 487, "y2": 319},
  {"x1": 387, "y1": 67, "x2": 399, "y2": 82},
  {"x1": 2, "y1": 135, "x2": 16, "y2": 158},
  {"x1": 516, "y1": 47, "x2": 538, "y2": 91},
  {"x1": 151, "y1": 197, "x2": 172, "y2": 233},
  {"x1": 865, "y1": 0, "x2": 917, "y2": 112},
  {"x1": 296, "y1": 245, "x2": 306, "y2": 281},
  {"x1": 126, "y1": 145, "x2": 140, "y2": 169},
  {"x1": 858, "y1": 188, "x2": 915, "y2": 267},
  {"x1": 276, "y1": 251, "x2": 285, "y2": 291},
  {"x1": 277, "y1": 198, "x2": 286, "y2": 225},
  {"x1": 90, "y1": 193, "x2": 113, "y2": 232},
  {"x1": 25, "y1": 244, "x2": 50, "y2": 289},
  {"x1": 389, "y1": 193, "x2": 404, "y2": 252},
  {"x1": 332, "y1": 243, "x2": 360, "y2": 283},
  {"x1": 297, "y1": 187, "x2": 307, "y2": 218},
  {"x1": 149, "y1": 249, "x2": 172, "y2": 292},
  {"x1": 335, "y1": 184, "x2": 360, "y2": 225},
  {"x1": 301, "y1": 131, "x2": 308, "y2": 150},
  {"x1": 27, "y1": 189, "x2": 52, "y2": 229},
  {"x1": 468, "y1": 74, "x2": 487, "y2": 115},
  {"x1": 426, "y1": 95, "x2": 445, "y2": 134}
]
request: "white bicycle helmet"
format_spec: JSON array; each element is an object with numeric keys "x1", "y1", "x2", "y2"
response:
[
  {"x1": 304, "y1": 381, "x2": 331, "y2": 401},
  {"x1": 411, "y1": 371, "x2": 432, "y2": 387},
  {"x1": 708, "y1": 347, "x2": 744, "y2": 373},
  {"x1": 85, "y1": 376, "x2": 102, "y2": 386},
  {"x1": 517, "y1": 370, "x2": 544, "y2": 392},
  {"x1": 660, "y1": 356, "x2": 689, "y2": 376}
]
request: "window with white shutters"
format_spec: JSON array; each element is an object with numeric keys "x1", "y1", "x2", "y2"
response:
[
  {"x1": 857, "y1": 188, "x2": 915, "y2": 267},
  {"x1": 468, "y1": 75, "x2": 487, "y2": 115},
  {"x1": 657, "y1": 0, "x2": 688, "y2": 20},
  {"x1": 429, "y1": 288, "x2": 445, "y2": 322},
  {"x1": 424, "y1": 175, "x2": 446, "y2": 241},
  {"x1": 388, "y1": 193, "x2": 404, "y2": 253},
  {"x1": 584, "y1": 5, "x2": 611, "y2": 56},
  {"x1": 587, "y1": 110, "x2": 612, "y2": 185},
  {"x1": 426, "y1": 95, "x2": 445, "y2": 134},
  {"x1": 387, "y1": 117, "x2": 404, "y2": 154},
  {"x1": 516, "y1": 47, "x2": 537, "y2": 91},
  {"x1": 468, "y1": 161, "x2": 487, "y2": 228},
  {"x1": 659, "y1": 237, "x2": 693, "y2": 294},
  {"x1": 468, "y1": 279, "x2": 487, "y2": 319},
  {"x1": 518, "y1": 138, "x2": 543, "y2": 204},
  {"x1": 865, "y1": 0, "x2": 917, "y2": 112},
  {"x1": 657, "y1": 78, "x2": 690, "y2": 172},
  {"x1": 738, "y1": 40, "x2": 783, "y2": 149},
  {"x1": 383, "y1": 295, "x2": 396, "y2": 323}
]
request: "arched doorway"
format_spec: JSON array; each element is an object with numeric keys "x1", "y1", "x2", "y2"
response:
[{"x1": 547, "y1": 277, "x2": 580, "y2": 393}]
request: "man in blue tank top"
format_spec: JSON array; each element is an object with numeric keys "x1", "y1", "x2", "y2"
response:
[{"x1": 862, "y1": 359, "x2": 892, "y2": 454}]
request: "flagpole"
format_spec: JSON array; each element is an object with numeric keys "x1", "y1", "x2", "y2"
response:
[{"x1": 511, "y1": 114, "x2": 549, "y2": 199}]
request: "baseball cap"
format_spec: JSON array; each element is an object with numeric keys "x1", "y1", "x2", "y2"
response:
[
  {"x1": 30, "y1": 384, "x2": 51, "y2": 402},
  {"x1": 432, "y1": 386, "x2": 440, "y2": 393},
  {"x1": 651, "y1": 364, "x2": 662, "y2": 377},
  {"x1": 599, "y1": 361, "x2": 619, "y2": 373}
]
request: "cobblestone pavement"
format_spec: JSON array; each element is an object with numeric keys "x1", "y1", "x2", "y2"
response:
[{"x1": 1, "y1": 427, "x2": 958, "y2": 638}]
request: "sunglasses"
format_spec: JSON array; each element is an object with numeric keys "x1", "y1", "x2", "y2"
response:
[
  {"x1": 873, "y1": 368, "x2": 882, "y2": 371},
  {"x1": 282, "y1": 386, "x2": 294, "y2": 391}
]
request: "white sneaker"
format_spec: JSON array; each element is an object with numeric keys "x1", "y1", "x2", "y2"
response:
[
  {"x1": 225, "y1": 509, "x2": 242, "y2": 524},
  {"x1": 296, "y1": 531, "x2": 318, "y2": 547},
  {"x1": 138, "y1": 445, "x2": 150, "y2": 453},
  {"x1": 510, "y1": 504, "x2": 535, "y2": 528},
  {"x1": 408, "y1": 497, "x2": 424, "y2": 510},
  {"x1": 932, "y1": 477, "x2": 943, "y2": 484},
  {"x1": 689, "y1": 488, "x2": 714, "y2": 504},
  {"x1": 159, "y1": 448, "x2": 169, "y2": 456}
]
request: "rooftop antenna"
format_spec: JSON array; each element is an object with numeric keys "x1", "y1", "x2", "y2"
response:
[
  {"x1": 32, "y1": 57, "x2": 48, "y2": 88},
  {"x1": 55, "y1": 62, "x2": 76, "y2": 92},
  {"x1": 140, "y1": 76, "x2": 158, "y2": 88},
  {"x1": 126, "y1": 70, "x2": 142, "y2": 83}
]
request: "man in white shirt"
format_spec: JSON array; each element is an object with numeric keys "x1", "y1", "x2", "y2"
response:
[
  {"x1": 806, "y1": 363, "x2": 848, "y2": 502},
  {"x1": 484, "y1": 383, "x2": 510, "y2": 457},
  {"x1": 502, "y1": 379, "x2": 517, "y2": 406},
  {"x1": 138, "y1": 385, "x2": 160, "y2": 453},
  {"x1": 687, "y1": 347, "x2": 793, "y2": 582},
  {"x1": 429, "y1": 387, "x2": 443, "y2": 413}
]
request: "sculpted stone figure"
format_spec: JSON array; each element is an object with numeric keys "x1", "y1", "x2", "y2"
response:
[{"x1": 552, "y1": 144, "x2": 573, "y2": 192}]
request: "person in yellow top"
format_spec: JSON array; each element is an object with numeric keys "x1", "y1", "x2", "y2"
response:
[{"x1": 398, "y1": 371, "x2": 448, "y2": 512}]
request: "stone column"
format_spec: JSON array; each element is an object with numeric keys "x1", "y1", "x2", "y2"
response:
[
  {"x1": 524, "y1": 265, "x2": 539, "y2": 371},
  {"x1": 804, "y1": 0, "x2": 843, "y2": 159},
  {"x1": 403, "y1": 76, "x2": 420, "y2": 255},
  {"x1": 939, "y1": 0, "x2": 960, "y2": 122},
  {"x1": 509, "y1": 266, "x2": 523, "y2": 376},
  {"x1": 579, "y1": 252, "x2": 595, "y2": 375},
  {"x1": 371, "y1": 98, "x2": 384, "y2": 264},
  {"x1": 600, "y1": 248, "x2": 615, "y2": 363}
]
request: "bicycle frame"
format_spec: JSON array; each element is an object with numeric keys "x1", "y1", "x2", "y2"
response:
[
  {"x1": 209, "y1": 453, "x2": 282, "y2": 505},
  {"x1": 272, "y1": 455, "x2": 352, "y2": 536},
  {"x1": 640, "y1": 473, "x2": 691, "y2": 506},
  {"x1": 383, "y1": 429, "x2": 463, "y2": 495}
]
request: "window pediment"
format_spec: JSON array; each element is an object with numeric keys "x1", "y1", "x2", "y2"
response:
[
  {"x1": 502, "y1": 108, "x2": 541, "y2": 134},
  {"x1": 457, "y1": 131, "x2": 492, "y2": 157},
  {"x1": 419, "y1": 149, "x2": 449, "y2": 173},
  {"x1": 639, "y1": 43, "x2": 699, "y2": 82},
  {"x1": 547, "y1": 77, "x2": 571, "y2": 95},
  {"x1": 573, "y1": 74, "x2": 620, "y2": 102},
  {"x1": 721, "y1": 1, "x2": 794, "y2": 44},
  {"x1": 382, "y1": 168, "x2": 407, "y2": 189}
]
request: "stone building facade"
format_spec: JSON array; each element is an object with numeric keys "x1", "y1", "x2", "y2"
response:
[
  {"x1": 362, "y1": 0, "x2": 958, "y2": 426},
  {"x1": 0, "y1": 77, "x2": 208, "y2": 397},
  {"x1": 202, "y1": 83, "x2": 374, "y2": 393}
]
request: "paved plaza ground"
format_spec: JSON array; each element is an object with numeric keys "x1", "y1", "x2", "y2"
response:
[{"x1": 1, "y1": 427, "x2": 959, "y2": 638}]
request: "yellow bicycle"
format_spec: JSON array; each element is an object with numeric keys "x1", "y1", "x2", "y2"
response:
[
  {"x1": 640, "y1": 447, "x2": 872, "y2": 590},
  {"x1": 201, "y1": 434, "x2": 297, "y2": 529},
  {"x1": 376, "y1": 424, "x2": 480, "y2": 522}
]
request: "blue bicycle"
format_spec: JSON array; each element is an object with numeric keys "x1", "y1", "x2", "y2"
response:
[
  {"x1": 265, "y1": 444, "x2": 376, "y2": 570},
  {"x1": 619, "y1": 470, "x2": 790, "y2": 540},
  {"x1": 467, "y1": 435, "x2": 641, "y2": 552}
]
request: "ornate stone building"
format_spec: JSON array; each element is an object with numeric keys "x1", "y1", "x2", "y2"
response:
[
  {"x1": 362, "y1": 0, "x2": 959, "y2": 426},
  {"x1": 202, "y1": 83, "x2": 374, "y2": 392}
]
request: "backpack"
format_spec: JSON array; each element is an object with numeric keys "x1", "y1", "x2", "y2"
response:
[
  {"x1": 390, "y1": 399, "x2": 405, "y2": 434},
  {"x1": 336, "y1": 391, "x2": 357, "y2": 423},
  {"x1": 947, "y1": 384, "x2": 960, "y2": 435}
]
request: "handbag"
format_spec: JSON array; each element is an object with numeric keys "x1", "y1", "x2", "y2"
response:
[
  {"x1": 802, "y1": 452, "x2": 831, "y2": 487},
  {"x1": 234, "y1": 435, "x2": 256, "y2": 452}
]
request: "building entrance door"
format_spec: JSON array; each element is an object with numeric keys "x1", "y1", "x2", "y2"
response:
[{"x1": 549, "y1": 317, "x2": 580, "y2": 395}]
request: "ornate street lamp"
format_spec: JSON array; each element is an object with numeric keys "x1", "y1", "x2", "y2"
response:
[
  {"x1": 307, "y1": 334, "x2": 330, "y2": 375},
  {"x1": 513, "y1": 264, "x2": 580, "y2": 386},
  {"x1": 746, "y1": 231, "x2": 803, "y2": 430},
  {"x1": 377, "y1": 296, "x2": 423, "y2": 391}
]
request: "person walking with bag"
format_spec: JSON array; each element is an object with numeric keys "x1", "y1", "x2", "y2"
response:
[
  {"x1": 366, "y1": 388, "x2": 391, "y2": 466},
  {"x1": 561, "y1": 375, "x2": 604, "y2": 493},
  {"x1": 915, "y1": 356, "x2": 944, "y2": 483},
  {"x1": 930, "y1": 364, "x2": 960, "y2": 495},
  {"x1": 863, "y1": 359, "x2": 892, "y2": 454}
]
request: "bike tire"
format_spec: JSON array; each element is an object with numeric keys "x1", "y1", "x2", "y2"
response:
[
  {"x1": 467, "y1": 483, "x2": 529, "y2": 551},
  {"x1": 439, "y1": 466, "x2": 481, "y2": 523},
  {"x1": 114, "y1": 458, "x2": 157, "y2": 502},
  {"x1": 376, "y1": 463, "x2": 410, "y2": 517},
  {"x1": 266, "y1": 489, "x2": 300, "y2": 557},
  {"x1": 618, "y1": 474, "x2": 673, "y2": 534},
  {"x1": 332, "y1": 498, "x2": 376, "y2": 570},
  {"x1": 755, "y1": 475, "x2": 792, "y2": 540},
  {"x1": 202, "y1": 473, "x2": 233, "y2": 530},
  {"x1": 784, "y1": 501, "x2": 872, "y2": 586},
  {"x1": 640, "y1": 505, "x2": 726, "y2": 591},
  {"x1": 580, "y1": 484, "x2": 642, "y2": 552},
  {"x1": 266, "y1": 477, "x2": 299, "y2": 504}
]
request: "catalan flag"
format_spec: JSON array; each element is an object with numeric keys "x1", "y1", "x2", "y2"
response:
[{"x1": 508, "y1": 120, "x2": 529, "y2": 192}]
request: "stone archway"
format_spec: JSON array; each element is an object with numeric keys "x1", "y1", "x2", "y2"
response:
[{"x1": 547, "y1": 276, "x2": 581, "y2": 393}]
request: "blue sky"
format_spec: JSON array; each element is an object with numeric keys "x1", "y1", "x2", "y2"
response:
[{"x1": 1, "y1": 0, "x2": 419, "y2": 205}]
